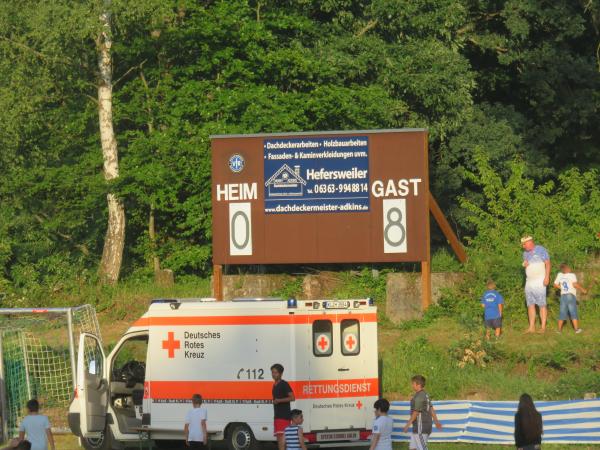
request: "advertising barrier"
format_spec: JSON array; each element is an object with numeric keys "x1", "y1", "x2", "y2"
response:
[{"x1": 390, "y1": 399, "x2": 600, "y2": 444}]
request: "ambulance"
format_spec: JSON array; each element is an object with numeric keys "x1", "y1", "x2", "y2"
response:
[{"x1": 68, "y1": 297, "x2": 379, "y2": 449}]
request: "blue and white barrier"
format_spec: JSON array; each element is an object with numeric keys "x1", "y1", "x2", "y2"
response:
[{"x1": 389, "y1": 399, "x2": 600, "y2": 444}]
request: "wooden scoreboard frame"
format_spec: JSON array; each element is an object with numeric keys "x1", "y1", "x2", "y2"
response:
[{"x1": 210, "y1": 129, "x2": 466, "y2": 309}]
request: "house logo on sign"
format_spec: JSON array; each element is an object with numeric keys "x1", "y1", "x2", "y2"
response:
[
  {"x1": 229, "y1": 154, "x2": 245, "y2": 173},
  {"x1": 265, "y1": 164, "x2": 306, "y2": 197}
]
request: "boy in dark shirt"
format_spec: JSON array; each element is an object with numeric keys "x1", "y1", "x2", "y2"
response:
[{"x1": 271, "y1": 363, "x2": 295, "y2": 450}]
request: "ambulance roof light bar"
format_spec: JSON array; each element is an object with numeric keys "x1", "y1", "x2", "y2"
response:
[
  {"x1": 309, "y1": 298, "x2": 373, "y2": 309},
  {"x1": 150, "y1": 298, "x2": 178, "y2": 304}
]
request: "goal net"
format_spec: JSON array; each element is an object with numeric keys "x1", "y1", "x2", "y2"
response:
[{"x1": 0, "y1": 305, "x2": 100, "y2": 438}]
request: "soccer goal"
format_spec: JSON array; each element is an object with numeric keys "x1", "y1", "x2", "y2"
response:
[{"x1": 0, "y1": 305, "x2": 101, "y2": 440}]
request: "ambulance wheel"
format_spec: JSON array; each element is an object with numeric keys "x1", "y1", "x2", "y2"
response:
[{"x1": 227, "y1": 423, "x2": 258, "y2": 450}]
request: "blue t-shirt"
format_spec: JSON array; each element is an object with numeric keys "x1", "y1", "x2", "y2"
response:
[
  {"x1": 19, "y1": 414, "x2": 50, "y2": 450},
  {"x1": 481, "y1": 289, "x2": 504, "y2": 320},
  {"x1": 522, "y1": 245, "x2": 549, "y2": 264}
]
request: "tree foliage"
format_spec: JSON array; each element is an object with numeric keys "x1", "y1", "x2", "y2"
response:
[{"x1": 0, "y1": 0, "x2": 598, "y2": 298}]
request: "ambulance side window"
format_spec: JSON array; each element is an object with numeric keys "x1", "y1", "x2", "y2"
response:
[
  {"x1": 84, "y1": 336, "x2": 103, "y2": 376},
  {"x1": 341, "y1": 319, "x2": 360, "y2": 356},
  {"x1": 112, "y1": 336, "x2": 148, "y2": 385},
  {"x1": 312, "y1": 320, "x2": 333, "y2": 357}
]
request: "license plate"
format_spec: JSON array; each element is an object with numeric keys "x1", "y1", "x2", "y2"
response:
[
  {"x1": 317, "y1": 430, "x2": 360, "y2": 441},
  {"x1": 323, "y1": 300, "x2": 350, "y2": 309}
]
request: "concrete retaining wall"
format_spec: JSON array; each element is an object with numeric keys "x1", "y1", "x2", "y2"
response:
[
  {"x1": 212, "y1": 271, "x2": 465, "y2": 324},
  {"x1": 385, "y1": 272, "x2": 465, "y2": 322},
  {"x1": 216, "y1": 274, "x2": 293, "y2": 299}
]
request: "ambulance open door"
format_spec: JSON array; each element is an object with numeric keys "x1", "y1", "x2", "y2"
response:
[{"x1": 76, "y1": 333, "x2": 108, "y2": 438}]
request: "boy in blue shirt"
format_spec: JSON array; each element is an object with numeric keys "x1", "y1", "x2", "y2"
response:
[
  {"x1": 481, "y1": 280, "x2": 504, "y2": 339},
  {"x1": 18, "y1": 399, "x2": 54, "y2": 450}
]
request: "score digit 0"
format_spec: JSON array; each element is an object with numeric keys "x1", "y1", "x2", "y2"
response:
[
  {"x1": 383, "y1": 199, "x2": 407, "y2": 253},
  {"x1": 229, "y1": 202, "x2": 253, "y2": 256}
]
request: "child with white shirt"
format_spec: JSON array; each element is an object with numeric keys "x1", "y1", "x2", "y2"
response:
[
  {"x1": 554, "y1": 263, "x2": 588, "y2": 333},
  {"x1": 184, "y1": 394, "x2": 208, "y2": 449},
  {"x1": 369, "y1": 398, "x2": 393, "y2": 450}
]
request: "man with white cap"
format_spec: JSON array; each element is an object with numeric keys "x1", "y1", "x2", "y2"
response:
[{"x1": 521, "y1": 235, "x2": 551, "y2": 333}]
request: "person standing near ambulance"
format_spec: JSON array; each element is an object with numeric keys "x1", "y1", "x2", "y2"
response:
[
  {"x1": 271, "y1": 363, "x2": 295, "y2": 450},
  {"x1": 184, "y1": 394, "x2": 208, "y2": 449}
]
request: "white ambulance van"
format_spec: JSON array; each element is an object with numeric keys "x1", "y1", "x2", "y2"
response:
[{"x1": 68, "y1": 297, "x2": 379, "y2": 449}]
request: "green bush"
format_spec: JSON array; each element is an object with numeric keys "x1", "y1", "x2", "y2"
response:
[
  {"x1": 270, "y1": 277, "x2": 303, "y2": 300},
  {"x1": 436, "y1": 151, "x2": 600, "y2": 324}
]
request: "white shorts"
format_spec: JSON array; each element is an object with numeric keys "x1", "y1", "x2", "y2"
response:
[
  {"x1": 525, "y1": 282, "x2": 547, "y2": 307},
  {"x1": 409, "y1": 433, "x2": 429, "y2": 450}
]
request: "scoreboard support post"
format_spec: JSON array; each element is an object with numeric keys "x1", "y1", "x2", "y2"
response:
[
  {"x1": 213, "y1": 264, "x2": 223, "y2": 301},
  {"x1": 421, "y1": 261, "x2": 431, "y2": 311}
]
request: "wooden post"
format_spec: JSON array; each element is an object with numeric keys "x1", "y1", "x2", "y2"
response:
[
  {"x1": 421, "y1": 261, "x2": 431, "y2": 311},
  {"x1": 429, "y1": 193, "x2": 467, "y2": 263},
  {"x1": 213, "y1": 264, "x2": 223, "y2": 301}
]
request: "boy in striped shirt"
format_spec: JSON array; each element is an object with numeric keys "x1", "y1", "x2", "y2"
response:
[{"x1": 284, "y1": 409, "x2": 306, "y2": 450}]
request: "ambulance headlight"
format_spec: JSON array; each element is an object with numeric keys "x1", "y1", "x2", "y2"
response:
[
  {"x1": 367, "y1": 297, "x2": 374, "y2": 306},
  {"x1": 287, "y1": 298, "x2": 297, "y2": 308}
]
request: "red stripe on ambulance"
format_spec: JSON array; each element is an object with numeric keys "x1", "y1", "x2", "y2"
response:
[
  {"x1": 133, "y1": 313, "x2": 376, "y2": 328},
  {"x1": 145, "y1": 378, "x2": 379, "y2": 400}
]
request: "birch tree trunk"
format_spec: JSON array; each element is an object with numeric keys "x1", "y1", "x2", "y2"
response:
[{"x1": 97, "y1": 2, "x2": 125, "y2": 284}]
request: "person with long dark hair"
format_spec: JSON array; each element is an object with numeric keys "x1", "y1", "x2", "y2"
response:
[{"x1": 514, "y1": 393, "x2": 543, "y2": 450}]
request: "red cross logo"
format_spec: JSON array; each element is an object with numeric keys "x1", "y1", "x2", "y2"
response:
[
  {"x1": 356, "y1": 400, "x2": 363, "y2": 410},
  {"x1": 345, "y1": 334, "x2": 357, "y2": 351},
  {"x1": 162, "y1": 331, "x2": 180, "y2": 358},
  {"x1": 317, "y1": 334, "x2": 330, "y2": 352}
]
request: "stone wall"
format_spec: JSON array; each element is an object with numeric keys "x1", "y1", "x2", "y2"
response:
[
  {"x1": 214, "y1": 271, "x2": 344, "y2": 300},
  {"x1": 217, "y1": 274, "x2": 293, "y2": 299},
  {"x1": 213, "y1": 272, "x2": 466, "y2": 324},
  {"x1": 385, "y1": 272, "x2": 465, "y2": 323}
]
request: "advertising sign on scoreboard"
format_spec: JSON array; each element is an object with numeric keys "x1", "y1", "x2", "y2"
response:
[
  {"x1": 211, "y1": 129, "x2": 429, "y2": 264},
  {"x1": 263, "y1": 136, "x2": 370, "y2": 214}
]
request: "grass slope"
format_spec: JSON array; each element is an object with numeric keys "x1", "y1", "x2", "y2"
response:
[{"x1": 380, "y1": 302, "x2": 600, "y2": 401}]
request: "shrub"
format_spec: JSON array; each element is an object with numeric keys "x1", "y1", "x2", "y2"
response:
[
  {"x1": 450, "y1": 335, "x2": 502, "y2": 368},
  {"x1": 437, "y1": 150, "x2": 600, "y2": 324}
]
